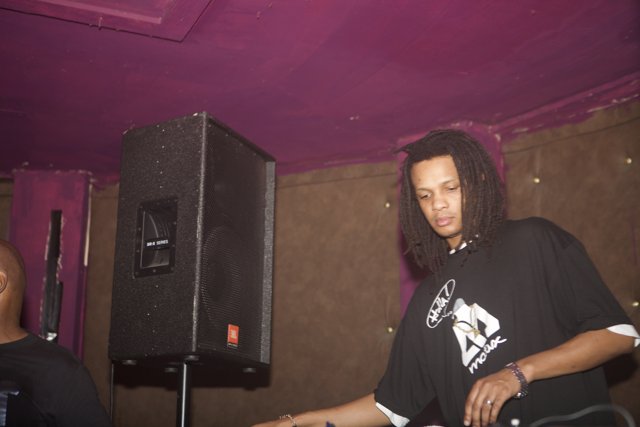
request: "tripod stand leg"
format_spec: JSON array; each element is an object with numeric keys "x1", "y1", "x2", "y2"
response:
[{"x1": 177, "y1": 362, "x2": 191, "y2": 427}]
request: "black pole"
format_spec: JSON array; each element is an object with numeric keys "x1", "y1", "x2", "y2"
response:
[
  {"x1": 177, "y1": 362, "x2": 191, "y2": 427},
  {"x1": 109, "y1": 362, "x2": 115, "y2": 420}
]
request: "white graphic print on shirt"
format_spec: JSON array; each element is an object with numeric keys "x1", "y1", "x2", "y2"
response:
[
  {"x1": 426, "y1": 281, "x2": 507, "y2": 374},
  {"x1": 426, "y1": 279, "x2": 456, "y2": 328},
  {"x1": 451, "y1": 299, "x2": 507, "y2": 374}
]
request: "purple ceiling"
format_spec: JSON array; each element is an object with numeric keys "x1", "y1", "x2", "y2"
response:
[{"x1": 1, "y1": 0, "x2": 639, "y2": 184}]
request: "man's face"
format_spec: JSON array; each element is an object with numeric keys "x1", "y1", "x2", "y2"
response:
[{"x1": 410, "y1": 155, "x2": 463, "y2": 249}]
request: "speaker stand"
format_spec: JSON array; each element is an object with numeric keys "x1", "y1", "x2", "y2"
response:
[{"x1": 177, "y1": 362, "x2": 192, "y2": 427}]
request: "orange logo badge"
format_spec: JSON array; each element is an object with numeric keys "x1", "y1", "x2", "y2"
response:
[{"x1": 227, "y1": 324, "x2": 239, "y2": 348}]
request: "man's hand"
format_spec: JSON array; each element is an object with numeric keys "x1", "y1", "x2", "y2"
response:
[{"x1": 463, "y1": 367, "x2": 520, "y2": 427}]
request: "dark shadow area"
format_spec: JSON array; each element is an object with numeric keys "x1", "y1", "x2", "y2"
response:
[
  {"x1": 407, "y1": 398, "x2": 446, "y2": 427},
  {"x1": 603, "y1": 353, "x2": 638, "y2": 388},
  {"x1": 112, "y1": 358, "x2": 271, "y2": 391}
]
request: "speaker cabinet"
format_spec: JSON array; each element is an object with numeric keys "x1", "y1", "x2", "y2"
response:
[{"x1": 108, "y1": 112, "x2": 275, "y2": 368}]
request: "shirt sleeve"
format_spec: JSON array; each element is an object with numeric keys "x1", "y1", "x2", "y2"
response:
[
  {"x1": 533, "y1": 219, "x2": 634, "y2": 336},
  {"x1": 375, "y1": 402, "x2": 411, "y2": 427},
  {"x1": 374, "y1": 285, "x2": 435, "y2": 424},
  {"x1": 607, "y1": 324, "x2": 640, "y2": 346}
]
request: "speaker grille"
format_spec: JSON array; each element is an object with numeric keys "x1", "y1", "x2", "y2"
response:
[
  {"x1": 199, "y1": 226, "x2": 252, "y2": 351},
  {"x1": 196, "y1": 126, "x2": 269, "y2": 362}
]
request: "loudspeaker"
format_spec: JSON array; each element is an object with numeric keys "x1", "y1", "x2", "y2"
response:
[{"x1": 108, "y1": 112, "x2": 275, "y2": 368}]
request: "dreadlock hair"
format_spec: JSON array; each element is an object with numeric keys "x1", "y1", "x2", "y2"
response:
[{"x1": 398, "y1": 129, "x2": 505, "y2": 273}]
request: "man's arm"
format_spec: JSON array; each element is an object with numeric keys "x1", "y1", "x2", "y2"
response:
[
  {"x1": 463, "y1": 328, "x2": 636, "y2": 427},
  {"x1": 252, "y1": 393, "x2": 391, "y2": 427}
]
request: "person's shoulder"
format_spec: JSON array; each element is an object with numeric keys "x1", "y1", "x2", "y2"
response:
[
  {"x1": 500, "y1": 217, "x2": 575, "y2": 247},
  {"x1": 31, "y1": 335, "x2": 84, "y2": 370},
  {"x1": 502, "y1": 216, "x2": 570, "y2": 234}
]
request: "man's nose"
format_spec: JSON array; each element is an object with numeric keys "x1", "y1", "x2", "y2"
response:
[{"x1": 432, "y1": 192, "x2": 448, "y2": 210}]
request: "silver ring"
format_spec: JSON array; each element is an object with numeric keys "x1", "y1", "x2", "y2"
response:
[{"x1": 486, "y1": 399, "x2": 493, "y2": 406}]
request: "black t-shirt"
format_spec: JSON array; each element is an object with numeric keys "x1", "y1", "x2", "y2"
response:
[
  {"x1": 375, "y1": 217, "x2": 632, "y2": 426},
  {"x1": 0, "y1": 334, "x2": 112, "y2": 427}
]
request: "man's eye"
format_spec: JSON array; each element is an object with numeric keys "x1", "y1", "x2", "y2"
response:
[
  {"x1": 419, "y1": 194, "x2": 431, "y2": 200},
  {"x1": 447, "y1": 186, "x2": 459, "y2": 192}
]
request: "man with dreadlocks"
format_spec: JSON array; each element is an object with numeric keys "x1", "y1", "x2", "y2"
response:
[{"x1": 254, "y1": 130, "x2": 638, "y2": 427}]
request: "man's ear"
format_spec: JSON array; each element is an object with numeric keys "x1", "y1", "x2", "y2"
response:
[{"x1": 0, "y1": 270, "x2": 8, "y2": 294}]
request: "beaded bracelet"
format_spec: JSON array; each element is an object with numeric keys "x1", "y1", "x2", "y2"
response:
[
  {"x1": 505, "y1": 362, "x2": 529, "y2": 399},
  {"x1": 279, "y1": 414, "x2": 298, "y2": 427}
]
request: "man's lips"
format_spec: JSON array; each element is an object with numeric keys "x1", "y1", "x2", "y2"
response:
[{"x1": 434, "y1": 216, "x2": 453, "y2": 227}]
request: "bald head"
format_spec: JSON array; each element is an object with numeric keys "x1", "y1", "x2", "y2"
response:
[{"x1": 0, "y1": 239, "x2": 27, "y2": 328}]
